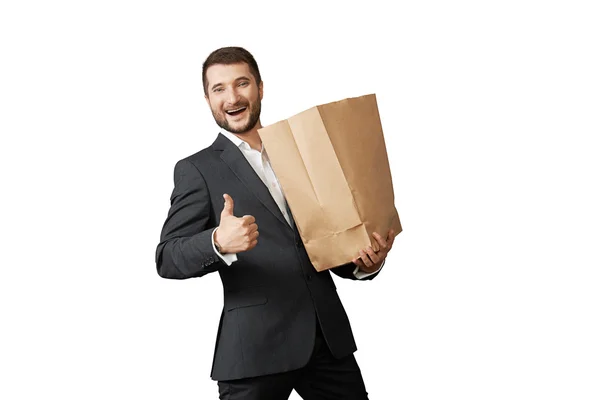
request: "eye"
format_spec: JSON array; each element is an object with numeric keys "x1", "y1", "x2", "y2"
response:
[
  {"x1": 239, "y1": 81, "x2": 249, "y2": 87},
  {"x1": 213, "y1": 87, "x2": 224, "y2": 93}
]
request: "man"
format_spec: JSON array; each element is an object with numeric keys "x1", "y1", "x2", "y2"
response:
[{"x1": 156, "y1": 46, "x2": 397, "y2": 400}]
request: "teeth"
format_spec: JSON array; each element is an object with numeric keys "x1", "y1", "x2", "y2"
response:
[{"x1": 226, "y1": 107, "x2": 246, "y2": 114}]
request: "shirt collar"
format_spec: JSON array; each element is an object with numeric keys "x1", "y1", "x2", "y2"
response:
[
  {"x1": 221, "y1": 130, "x2": 247, "y2": 149},
  {"x1": 221, "y1": 130, "x2": 265, "y2": 154}
]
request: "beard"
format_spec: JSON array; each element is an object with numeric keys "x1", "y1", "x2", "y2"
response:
[{"x1": 211, "y1": 96, "x2": 262, "y2": 134}]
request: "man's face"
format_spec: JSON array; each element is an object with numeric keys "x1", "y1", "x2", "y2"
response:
[{"x1": 205, "y1": 63, "x2": 263, "y2": 134}]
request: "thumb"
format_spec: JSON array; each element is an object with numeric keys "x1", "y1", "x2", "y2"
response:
[{"x1": 221, "y1": 193, "x2": 235, "y2": 217}]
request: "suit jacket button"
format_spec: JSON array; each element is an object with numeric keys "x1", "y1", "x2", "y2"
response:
[{"x1": 306, "y1": 274, "x2": 312, "y2": 281}]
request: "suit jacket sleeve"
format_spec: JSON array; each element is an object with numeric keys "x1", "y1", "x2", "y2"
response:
[
  {"x1": 155, "y1": 159, "x2": 223, "y2": 279},
  {"x1": 330, "y1": 261, "x2": 383, "y2": 281}
]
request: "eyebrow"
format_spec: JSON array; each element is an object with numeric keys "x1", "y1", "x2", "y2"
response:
[{"x1": 210, "y1": 76, "x2": 251, "y2": 91}]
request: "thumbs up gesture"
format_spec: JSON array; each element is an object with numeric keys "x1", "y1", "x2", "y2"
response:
[{"x1": 214, "y1": 194, "x2": 259, "y2": 253}]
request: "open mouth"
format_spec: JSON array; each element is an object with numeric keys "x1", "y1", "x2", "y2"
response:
[{"x1": 225, "y1": 107, "x2": 247, "y2": 116}]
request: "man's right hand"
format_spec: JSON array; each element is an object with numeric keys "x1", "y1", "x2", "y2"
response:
[{"x1": 214, "y1": 194, "x2": 259, "y2": 254}]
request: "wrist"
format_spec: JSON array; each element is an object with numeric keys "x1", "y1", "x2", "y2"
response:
[{"x1": 213, "y1": 228, "x2": 226, "y2": 254}]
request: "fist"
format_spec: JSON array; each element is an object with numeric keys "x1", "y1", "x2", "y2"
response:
[{"x1": 214, "y1": 194, "x2": 259, "y2": 253}]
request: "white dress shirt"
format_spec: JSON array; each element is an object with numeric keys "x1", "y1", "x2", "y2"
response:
[{"x1": 211, "y1": 130, "x2": 381, "y2": 279}]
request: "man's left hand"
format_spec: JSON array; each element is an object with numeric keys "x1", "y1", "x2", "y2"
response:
[{"x1": 352, "y1": 229, "x2": 396, "y2": 274}]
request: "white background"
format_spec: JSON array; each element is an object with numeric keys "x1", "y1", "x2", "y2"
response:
[{"x1": 1, "y1": 0, "x2": 599, "y2": 399}]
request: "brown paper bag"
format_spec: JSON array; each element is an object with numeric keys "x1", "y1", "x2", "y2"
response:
[{"x1": 258, "y1": 94, "x2": 402, "y2": 271}]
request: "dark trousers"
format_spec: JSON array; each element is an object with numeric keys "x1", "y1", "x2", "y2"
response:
[{"x1": 217, "y1": 323, "x2": 369, "y2": 400}]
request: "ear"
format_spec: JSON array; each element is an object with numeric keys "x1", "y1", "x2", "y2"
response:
[
  {"x1": 204, "y1": 94, "x2": 210, "y2": 106},
  {"x1": 259, "y1": 81, "x2": 264, "y2": 101}
]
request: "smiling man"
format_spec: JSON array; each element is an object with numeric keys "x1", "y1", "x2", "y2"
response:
[{"x1": 156, "y1": 46, "x2": 396, "y2": 400}]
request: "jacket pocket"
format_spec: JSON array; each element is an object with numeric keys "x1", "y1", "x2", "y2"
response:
[{"x1": 225, "y1": 288, "x2": 268, "y2": 311}]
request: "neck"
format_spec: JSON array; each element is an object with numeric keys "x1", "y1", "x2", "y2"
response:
[{"x1": 232, "y1": 122, "x2": 263, "y2": 151}]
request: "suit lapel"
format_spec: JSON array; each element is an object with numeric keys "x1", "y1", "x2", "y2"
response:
[{"x1": 213, "y1": 133, "x2": 292, "y2": 231}]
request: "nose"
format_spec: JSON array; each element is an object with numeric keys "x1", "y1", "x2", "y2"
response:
[{"x1": 225, "y1": 87, "x2": 241, "y2": 105}]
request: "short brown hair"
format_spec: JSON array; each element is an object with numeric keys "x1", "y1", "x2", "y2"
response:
[{"x1": 202, "y1": 47, "x2": 262, "y2": 95}]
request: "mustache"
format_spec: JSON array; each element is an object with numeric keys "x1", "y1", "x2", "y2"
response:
[{"x1": 225, "y1": 102, "x2": 249, "y2": 110}]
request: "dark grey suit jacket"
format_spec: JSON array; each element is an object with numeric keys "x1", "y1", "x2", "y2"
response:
[{"x1": 155, "y1": 133, "x2": 380, "y2": 381}]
